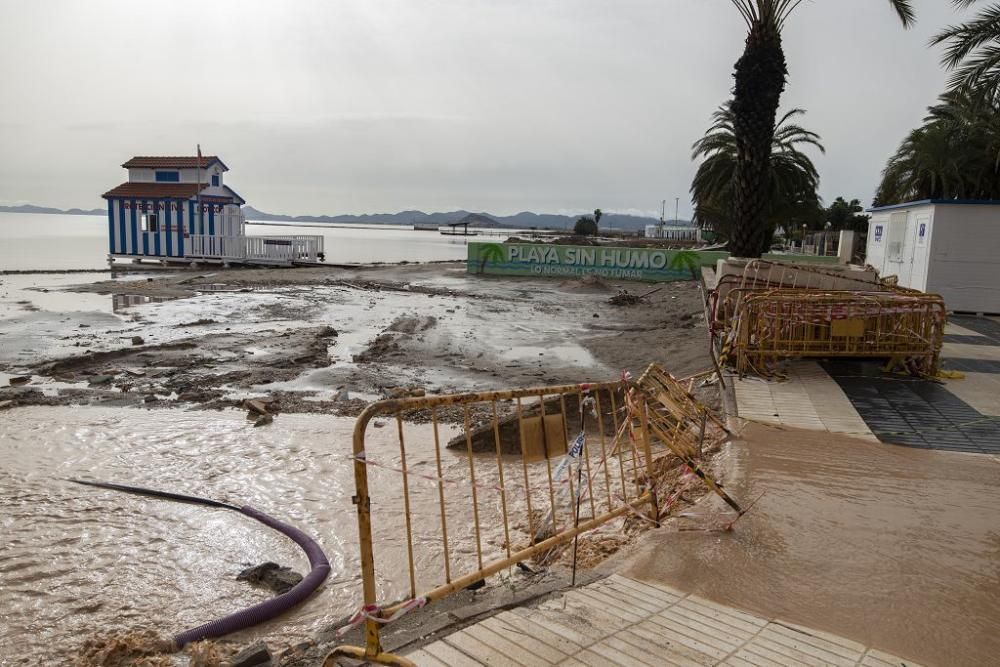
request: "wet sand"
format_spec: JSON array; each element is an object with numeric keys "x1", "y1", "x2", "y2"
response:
[
  {"x1": 619, "y1": 422, "x2": 1000, "y2": 667},
  {"x1": 1, "y1": 263, "x2": 711, "y2": 415}
]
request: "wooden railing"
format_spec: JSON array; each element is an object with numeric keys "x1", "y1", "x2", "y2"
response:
[
  {"x1": 187, "y1": 234, "x2": 324, "y2": 264},
  {"x1": 245, "y1": 235, "x2": 324, "y2": 263},
  {"x1": 187, "y1": 235, "x2": 244, "y2": 260}
]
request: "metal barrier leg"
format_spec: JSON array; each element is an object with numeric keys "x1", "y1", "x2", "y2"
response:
[
  {"x1": 324, "y1": 645, "x2": 416, "y2": 667},
  {"x1": 325, "y1": 413, "x2": 417, "y2": 666}
]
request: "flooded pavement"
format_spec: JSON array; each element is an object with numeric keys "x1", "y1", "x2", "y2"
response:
[{"x1": 620, "y1": 421, "x2": 1000, "y2": 667}]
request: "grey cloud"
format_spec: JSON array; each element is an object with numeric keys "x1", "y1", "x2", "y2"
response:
[{"x1": 0, "y1": 0, "x2": 980, "y2": 215}]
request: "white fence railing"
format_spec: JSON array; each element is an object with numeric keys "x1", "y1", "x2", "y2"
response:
[
  {"x1": 644, "y1": 225, "x2": 702, "y2": 241},
  {"x1": 245, "y1": 235, "x2": 324, "y2": 263},
  {"x1": 187, "y1": 234, "x2": 324, "y2": 263}
]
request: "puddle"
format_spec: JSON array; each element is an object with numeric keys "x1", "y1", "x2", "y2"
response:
[
  {"x1": 190, "y1": 283, "x2": 254, "y2": 293},
  {"x1": 111, "y1": 293, "x2": 174, "y2": 313},
  {"x1": 500, "y1": 344, "x2": 598, "y2": 367},
  {"x1": 0, "y1": 274, "x2": 116, "y2": 319},
  {"x1": 0, "y1": 372, "x2": 92, "y2": 396}
]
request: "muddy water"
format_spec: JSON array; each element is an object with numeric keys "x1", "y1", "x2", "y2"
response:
[
  {"x1": 0, "y1": 404, "x2": 618, "y2": 665},
  {"x1": 0, "y1": 406, "x2": 475, "y2": 664},
  {"x1": 621, "y1": 422, "x2": 1000, "y2": 667}
]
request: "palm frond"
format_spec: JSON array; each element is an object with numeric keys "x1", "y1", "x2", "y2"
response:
[
  {"x1": 876, "y1": 90, "x2": 1000, "y2": 203},
  {"x1": 887, "y1": 0, "x2": 916, "y2": 28},
  {"x1": 690, "y1": 100, "x2": 824, "y2": 239}
]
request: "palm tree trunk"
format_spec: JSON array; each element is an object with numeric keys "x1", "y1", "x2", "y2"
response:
[{"x1": 729, "y1": 23, "x2": 787, "y2": 258}]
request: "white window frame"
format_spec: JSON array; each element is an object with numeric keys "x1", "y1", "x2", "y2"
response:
[{"x1": 141, "y1": 212, "x2": 159, "y2": 233}]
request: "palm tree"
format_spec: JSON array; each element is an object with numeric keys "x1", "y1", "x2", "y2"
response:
[
  {"x1": 726, "y1": 0, "x2": 916, "y2": 258},
  {"x1": 691, "y1": 101, "x2": 825, "y2": 253},
  {"x1": 932, "y1": 2, "x2": 1000, "y2": 96},
  {"x1": 876, "y1": 90, "x2": 1000, "y2": 203},
  {"x1": 476, "y1": 243, "x2": 506, "y2": 274},
  {"x1": 669, "y1": 249, "x2": 703, "y2": 282}
]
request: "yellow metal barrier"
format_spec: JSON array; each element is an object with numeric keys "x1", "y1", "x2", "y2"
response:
[
  {"x1": 709, "y1": 258, "x2": 913, "y2": 335},
  {"x1": 722, "y1": 289, "x2": 946, "y2": 377},
  {"x1": 326, "y1": 366, "x2": 740, "y2": 665},
  {"x1": 706, "y1": 260, "x2": 945, "y2": 378}
]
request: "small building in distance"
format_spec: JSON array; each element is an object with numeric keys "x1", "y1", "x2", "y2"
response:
[
  {"x1": 102, "y1": 155, "x2": 323, "y2": 266},
  {"x1": 866, "y1": 199, "x2": 1000, "y2": 313},
  {"x1": 644, "y1": 221, "x2": 702, "y2": 242}
]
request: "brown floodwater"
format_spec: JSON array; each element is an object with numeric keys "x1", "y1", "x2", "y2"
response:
[
  {"x1": 621, "y1": 422, "x2": 1000, "y2": 667},
  {"x1": 0, "y1": 404, "x2": 634, "y2": 665},
  {"x1": 0, "y1": 406, "x2": 477, "y2": 664}
]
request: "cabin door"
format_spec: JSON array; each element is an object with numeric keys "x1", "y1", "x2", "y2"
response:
[{"x1": 884, "y1": 212, "x2": 913, "y2": 286}]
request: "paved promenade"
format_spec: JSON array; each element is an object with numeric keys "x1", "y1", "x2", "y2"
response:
[
  {"x1": 406, "y1": 575, "x2": 917, "y2": 667},
  {"x1": 732, "y1": 318, "x2": 1000, "y2": 455}
]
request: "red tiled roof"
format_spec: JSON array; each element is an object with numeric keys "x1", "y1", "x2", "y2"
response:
[
  {"x1": 121, "y1": 156, "x2": 227, "y2": 170},
  {"x1": 101, "y1": 182, "x2": 215, "y2": 199}
]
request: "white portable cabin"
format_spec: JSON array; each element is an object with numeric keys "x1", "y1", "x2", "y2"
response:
[
  {"x1": 644, "y1": 224, "x2": 702, "y2": 241},
  {"x1": 102, "y1": 155, "x2": 324, "y2": 266},
  {"x1": 865, "y1": 200, "x2": 1000, "y2": 313}
]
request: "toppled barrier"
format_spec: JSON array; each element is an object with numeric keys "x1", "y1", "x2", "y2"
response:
[
  {"x1": 710, "y1": 260, "x2": 946, "y2": 378},
  {"x1": 326, "y1": 364, "x2": 739, "y2": 666}
]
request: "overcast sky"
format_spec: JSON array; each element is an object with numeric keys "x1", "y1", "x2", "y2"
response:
[{"x1": 0, "y1": 0, "x2": 977, "y2": 218}]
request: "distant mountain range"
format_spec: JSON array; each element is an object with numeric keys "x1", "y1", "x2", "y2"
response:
[
  {"x1": 0, "y1": 204, "x2": 106, "y2": 216},
  {"x1": 243, "y1": 206, "x2": 691, "y2": 231},
  {"x1": 0, "y1": 203, "x2": 692, "y2": 232}
]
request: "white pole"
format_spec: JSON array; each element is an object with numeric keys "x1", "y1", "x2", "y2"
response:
[{"x1": 196, "y1": 144, "x2": 202, "y2": 238}]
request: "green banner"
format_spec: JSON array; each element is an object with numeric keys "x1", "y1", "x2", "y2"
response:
[{"x1": 467, "y1": 242, "x2": 728, "y2": 282}]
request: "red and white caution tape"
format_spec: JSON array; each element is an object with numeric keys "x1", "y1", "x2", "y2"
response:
[{"x1": 334, "y1": 596, "x2": 428, "y2": 638}]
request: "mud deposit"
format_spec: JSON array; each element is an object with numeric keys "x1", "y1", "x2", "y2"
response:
[
  {"x1": 1, "y1": 264, "x2": 710, "y2": 416},
  {"x1": 620, "y1": 422, "x2": 1000, "y2": 667}
]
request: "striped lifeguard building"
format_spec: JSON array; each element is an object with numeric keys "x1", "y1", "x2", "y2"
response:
[{"x1": 102, "y1": 155, "x2": 323, "y2": 266}]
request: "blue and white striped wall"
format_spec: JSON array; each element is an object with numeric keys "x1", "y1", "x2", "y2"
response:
[{"x1": 105, "y1": 199, "x2": 229, "y2": 258}]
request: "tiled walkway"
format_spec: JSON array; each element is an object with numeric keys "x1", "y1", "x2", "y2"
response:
[
  {"x1": 941, "y1": 316, "x2": 1000, "y2": 417},
  {"x1": 406, "y1": 575, "x2": 918, "y2": 666},
  {"x1": 733, "y1": 317, "x2": 1000, "y2": 455},
  {"x1": 822, "y1": 360, "x2": 1000, "y2": 454},
  {"x1": 733, "y1": 361, "x2": 876, "y2": 441}
]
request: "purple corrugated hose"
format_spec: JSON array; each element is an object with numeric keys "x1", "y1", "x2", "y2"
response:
[{"x1": 173, "y1": 505, "x2": 331, "y2": 648}]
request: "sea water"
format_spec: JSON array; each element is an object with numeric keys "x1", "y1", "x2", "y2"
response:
[{"x1": 0, "y1": 212, "x2": 505, "y2": 271}]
